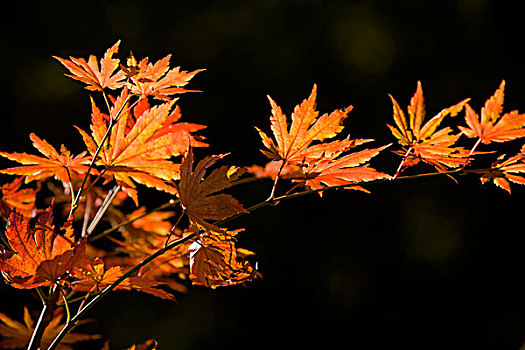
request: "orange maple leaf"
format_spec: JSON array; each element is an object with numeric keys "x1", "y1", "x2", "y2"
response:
[
  {"x1": 189, "y1": 232, "x2": 256, "y2": 288},
  {"x1": 458, "y1": 80, "x2": 525, "y2": 144},
  {"x1": 477, "y1": 144, "x2": 525, "y2": 193},
  {"x1": 54, "y1": 40, "x2": 126, "y2": 91},
  {"x1": 104, "y1": 208, "x2": 191, "y2": 294},
  {"x1": 388, "y1": 81, "x2": 471, "y2": 172},
  {"x1": 0, "y1": 177, "x2": 38, "y2": 219},
  {"x1": 301, "y1": 144, "x2": 391, "y2": 192},
  {"x1": 0, "y1": 204, "x2": 85, "y2": 289},
  {"x1": 124, "y1": 52, "x2": 205, "y2": 101},
  {"x1": 76, "y1": 89, "x2": 206, "y2": 204},
  {"x1": 175, "y1": 147, "x2": 248, "y2": 233},
  {"x1": 256, "y1": 84, "x2": 354, "y2": 165},
  {"x1": 72, "y1": 257, "x2": 175, "y2": 300},
  {"x1": 0, "y1": 133, "x2": 92, "y2": 183},
  {"x1": 0, "y1": 307, "x2": 100, "y2": 350}
]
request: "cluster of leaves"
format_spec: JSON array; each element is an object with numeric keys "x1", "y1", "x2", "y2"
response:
[
  {"x1": 1, "y1": 41, "x2": 525, "y2": 349},
  {"x1": 386, "y1": 80, "x2": 525, "y2": 190}
]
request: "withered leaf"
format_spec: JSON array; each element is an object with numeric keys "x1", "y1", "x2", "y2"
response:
[
  {"x1": 189, "y1": 232, "x2": 256, "y2": 288},
  {"x1": 175, "y1": 147, "x2": 248, "y2": 233}
]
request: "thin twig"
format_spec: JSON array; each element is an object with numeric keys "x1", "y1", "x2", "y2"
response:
[
  {"x1": 267, "y1": 161, "x2": 285, "y2": 201},
  {"x1": 165, "y1": 212, "x2": 185, "y2": 247},
  {"x1": 60, "y1": 290, "x2": 71, "y2": 325},
  {"x1": 392, "y1": 146, "x2": 413, "y2": 180},
  {"x1": 86, "y1": 185, "x2": 121, "y2": 237},
  {"x1": 460, "y1": 137, "x2": 483, "y2": 170},
  {"x1": 35, "y1": 287, "x2": 46, "y2": 304},
  {"x1": 81, "y1": 192, "x2": 93, "y2": 239},
  {"x1": 27, "y1": 285, "x2": 60, "y2": 350}
]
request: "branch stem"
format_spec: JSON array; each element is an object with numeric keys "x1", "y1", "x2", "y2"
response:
[{"x1": 27, "y1": 285, "x2": 60, "y2": 350}]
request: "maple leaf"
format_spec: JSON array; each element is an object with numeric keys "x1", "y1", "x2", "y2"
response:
[
  {"x1": 125, "y1": 206, "x2": 175, "y2": 236},
  {"x1": 0, "y1": 307, "x2": 100, "y2": 350},
  {"x1": 105, "y1": 209, "x2": 191, "y2": 294},
  {"x1": 76, "y1": 89, "x2": 206, "y2": 204},
  {"x1": 175, "y1": 147, "x2": 248, "y2": 233},
  {"x1": 0, "y1": 133, "x2": 93, "y2": 183},
  {"x1": 477, "y1": 144, "x2": 525, "y2": 193},
  {"x1": 125, "y1": 52, "x2": 205, "y2": 101},
  {"x1": 388, "y1": 81, "x2": 471, "y2": 172},
  {"x1": 245, "y1": 160, "x2": 304, "y2": 180},
  {"x1": 458, "y1": 80, "x2": 525, "y2": 144},
  {"x1": 72, "y1": 257, "x2": 175, "y2": 300},
  {"x1": 54, "y1": 40, "x2": 126, "y2": 91},
  {"x1": 256, "y1": 84, "x2": 354, "y2": 165},
  {"x1": 0, "y1": 177, "x2": 38, "y2": 219},
  {"x1": 189, "y1": 232, "x2": 256, "y2": 288},
  {"x1": 0, "y1": 204, "x2": 85, "y2": 289},
  {"x1": 301, "y1": 144, "x2": 391, "y2": 192}
]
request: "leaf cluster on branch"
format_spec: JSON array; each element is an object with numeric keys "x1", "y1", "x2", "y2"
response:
[{"x1": 0, "y1": 41, "x2": 524, "y2": 349}]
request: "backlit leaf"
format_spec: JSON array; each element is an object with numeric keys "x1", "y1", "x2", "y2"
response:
[
  {"x1": 0, "y1": 204, "x2": 85, "y2": 289},
  {"x1": 0, "y1": 133, "x2": 92, "y2": 183},
  {"x1": 458, "y1": 80, "x2": 525, "y2": 144},
  {"x1": 54, "y1": 41, "x2": 126, "y2": 91}
]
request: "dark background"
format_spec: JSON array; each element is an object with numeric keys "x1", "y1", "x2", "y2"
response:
[{"x1": 1, "y1": 0, "x2": 525, "y2": 349}]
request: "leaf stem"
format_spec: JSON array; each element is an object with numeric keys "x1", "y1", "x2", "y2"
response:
[
  {"x1": 460, "y1": 137, "x2": 482, "y2": 169},
  {"x1": 392, "y1": 146, "x2": 413, "y2": 180},
  {"x1": 267, "y1": 161, "x2": 285, "y2": 201}
]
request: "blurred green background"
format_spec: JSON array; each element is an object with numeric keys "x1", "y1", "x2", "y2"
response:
[{"x1": 1, "y1": 0, "x2": 525, "y2": 349}]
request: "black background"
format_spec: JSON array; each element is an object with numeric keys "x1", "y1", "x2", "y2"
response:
[{"x1": 1, "y1": 1, "x2": 525, "y2": 349}]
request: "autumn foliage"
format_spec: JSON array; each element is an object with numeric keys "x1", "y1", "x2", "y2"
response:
[{"x1": 1, "y1": 41, "x2": 525, "y2": 349}]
